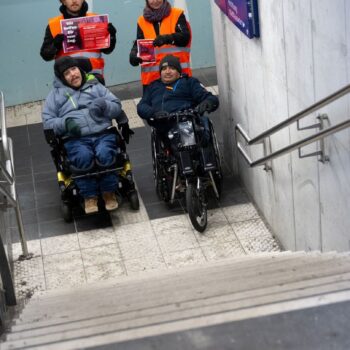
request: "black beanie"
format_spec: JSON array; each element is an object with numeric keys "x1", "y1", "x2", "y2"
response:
[
  {"x1": 159, "y1": 55, "x2": 182, "y2": 74},
  {"x1": 54, "y1": 56, "x2": 80, "y2": 80}
]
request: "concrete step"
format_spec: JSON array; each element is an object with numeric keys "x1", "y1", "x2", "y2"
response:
[
  {"x1": 18, "y1": 251, "x2": 332, "y2": 308},
  {"x1": 8, "y1": 271, "x2": 350, "y2": 340},
  {"x1": 4, "y1": 251, "x2": 350, "y2": 350},
  {"x1": 4, "y1": 278, "x2": 350, "y2": 349},
  {"x1": 14, "y1": 253, "x2": 350, "y2": 324}
]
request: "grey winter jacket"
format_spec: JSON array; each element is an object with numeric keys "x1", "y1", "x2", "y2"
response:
[{"x1": 42, "y1": 74, "x2": 125, "y2": 137}]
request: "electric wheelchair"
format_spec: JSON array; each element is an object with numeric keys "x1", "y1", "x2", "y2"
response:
[{"x1": 44, "y1": 126, "x2": 140, "y2": 222}]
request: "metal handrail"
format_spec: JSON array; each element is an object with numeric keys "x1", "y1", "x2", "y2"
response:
[
  {"x1": 235, "y1": 83, "x2": 350, "y2": 167},
  {"x1": 237, "y1": 84, "x2": 350, "y2": 145},
  {"x1": 0, "y1": 91, "x2": 28, "y2": 257}
]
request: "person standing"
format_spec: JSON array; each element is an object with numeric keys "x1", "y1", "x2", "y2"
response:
[
  {"x1": 40, "y1": 0, "x2": 117, "y2": 84},
  {"x1": 129, "y1": 0, "x2": 192, "y2": 88}
]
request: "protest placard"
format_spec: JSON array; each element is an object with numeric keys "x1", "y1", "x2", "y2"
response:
[{"x1": 61, "y1": 14, "x2": 110, "y2": 53}]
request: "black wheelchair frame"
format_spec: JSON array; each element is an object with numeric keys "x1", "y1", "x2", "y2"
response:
[{"x1": 44, "y1": 126, "x2": 140, "y2": 222}]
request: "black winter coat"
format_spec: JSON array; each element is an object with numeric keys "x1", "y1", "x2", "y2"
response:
[{"x1": 137, "y1": 75, "x2": 219, "y2": 130}]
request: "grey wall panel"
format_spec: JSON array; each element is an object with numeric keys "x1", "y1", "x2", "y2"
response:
[{"x1": 212, "y1": 0, "x2": 350, "y2": 252}]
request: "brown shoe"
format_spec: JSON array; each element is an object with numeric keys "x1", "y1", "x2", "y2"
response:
[
  {"x1": 84, "y1": 197, "x2": 98, "y2": 214},
  {"x1": 102, "y1": 192, "x2": 118, "y2": 211}
]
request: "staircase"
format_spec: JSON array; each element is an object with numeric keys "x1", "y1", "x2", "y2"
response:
[{"x1": 2, "y1": 251, "x2": 350, "y2": 349}]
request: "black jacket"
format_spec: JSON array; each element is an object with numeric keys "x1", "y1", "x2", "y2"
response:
[
  {"x1": 40, "y1": 2, "x2": 116, "y2": 61},
  {"x1": 137, "y1": 75, "x2": 219, "y2": 129},
  {"x1": 129, "y1": 13, "x2": 190, "y2": 66}
]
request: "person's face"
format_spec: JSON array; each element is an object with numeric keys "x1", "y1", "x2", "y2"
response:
[
  {"x1": 63, "y1": 66, "x2": 83, "y2": 88},
  {"x1": 160, "y1": 66, "x2": 180, "y2": 84},
  {"x1": 61, "y1": 0, "x2": 84, "y2": 14},
  {"x1": 147, "y1": 0, "x2": 164, "y2": 10}
]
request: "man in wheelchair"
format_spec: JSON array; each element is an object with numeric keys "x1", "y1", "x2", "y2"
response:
[
  {"x1": 137, "y1": 54, "x2": 219, "y2": 152},
  {"x1": 42, "y1": 56, "x2": 133, "y2": 214}
]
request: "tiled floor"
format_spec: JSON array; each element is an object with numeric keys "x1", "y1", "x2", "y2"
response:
[{"x1": 7, "y1": 68, "x2": 282, "y2": 300}]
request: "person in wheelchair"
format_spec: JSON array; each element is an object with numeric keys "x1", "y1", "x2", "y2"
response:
[
  {"x1": 42, "y1": 56, "x2": 133, "y2": 214},
  {"x1": 137, "y1": 54, "x2": 219, "y2": 149}
]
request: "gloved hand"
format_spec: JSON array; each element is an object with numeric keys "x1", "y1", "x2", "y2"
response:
[
  {"x1": 118, "y1": 122, "x2": 135, "y2": 144},
  {"x1": 65, "y1": 118, "x2": 81, "y2": 137},
  {"x1": 153, "y1": 110, "x2": 169, "y2": 120},
  {"x1": 107, "y1": 23, "x2": 117, "y2": 36},
  {"x1": 153, "y1": 34, "x2": 173, "y2": 47},
  {"x1": 53, "y1": 34, "x2": 65, "y2": 50},
  {"x1": 89, "y1": 98, "x2": 107, "y2": 121},
  {"x1": 130, "y1": 56, "x2": 143, "y2": 66},
  {"x1": 197, "y1": 99, "x2": 216, "y2": 115}
]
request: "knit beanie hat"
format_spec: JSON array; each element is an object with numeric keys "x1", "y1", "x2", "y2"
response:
[
  {"x1": 54, "y1": 56, "x2": 80, "y2": 79},
  {"x1": 159, "y1": 55, "x2": 182, "y2": 74}
]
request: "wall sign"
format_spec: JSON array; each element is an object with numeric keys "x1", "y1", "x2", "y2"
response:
[{"x1": 214, "y1": 0, "x2": 259, "y2": 39}]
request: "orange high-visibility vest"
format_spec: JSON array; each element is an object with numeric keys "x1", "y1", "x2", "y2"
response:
[
  {"x1": 138, "y1": 8, "x2": 192, "y2": 85},
  {"x1": 49, "y1": 13, "x2": 104, "y2": 75}
]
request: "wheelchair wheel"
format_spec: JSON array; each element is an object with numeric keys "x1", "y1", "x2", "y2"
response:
[
  {"x1": 61, "y1": 201, "x2": 73, "y2": 222},
  {"x1": 186, "y1": 182, "x2": 207, "y2": 233},
  {"x1": 129, "y1": 190, "x2": 140, "y2": 210},
  {"x1": 210, "y1": 121, "x2": 223, "y2": 197}
]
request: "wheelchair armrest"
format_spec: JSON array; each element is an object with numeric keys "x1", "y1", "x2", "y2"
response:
[{"x1": 44, "y1": 129, "x2": 58, "y2": 146}]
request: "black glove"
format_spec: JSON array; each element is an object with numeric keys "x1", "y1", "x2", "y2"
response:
[
  {"x1": 108, "y1": 23, "x2": 117, "y2": 36},
  {"x1": 153, "y1": 111, "x2": 169, "y2": 120},
  {"x1": 197, "y1": 99, "x2": 216, "y2": 115},
  {"x1": 53, "y1": 34, "x2": 65, "y2": 50},
  {"x1": 88, "y1": 98, "x2": 107, "y2": 121},
  {"x1": 65, "y1": 118, "x2": 81, "y2": 137},
  {"x1": 119, "y1": 122, "x2": 134, "y2": 144},
  {"x1": 153, "y1": 34, "x2": 173, "y2": 47},
  {"x1": 130, "y1": 55, "x2": 143, "y2": 66}
]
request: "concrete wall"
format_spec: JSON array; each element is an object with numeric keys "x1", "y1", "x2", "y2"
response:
[
  {"x1": 211, "y1": 0, "x2": 350, "y2": 252},
  {"x1": 0, "y1": 0, "x2": 215, "y2": 107}
]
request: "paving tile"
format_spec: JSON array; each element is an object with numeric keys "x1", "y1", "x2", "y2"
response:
[
  {"x1": 81, "y1": 244, "x2": 122, "y2": 267},
  {"x1": 122, "y1": 99, "x2": 145, "y2": 129},
  {"x1": 37, "y1": 205, "x2": 63, "y2": 223},
  {"x1": 75, "y1": 211, "x2": 113, "y2": 232},
  {"x1": 110, "y1": 198, "x2": 149, "y2": 226},
  {"x1": 222, "y1": 203, "x2": 260, "y2": 223},
  {"x1": 15, "y1": 273, "x2": 46, "y2": 300},
  {"x1": 201, "y1": 240, "x2": 246, "y2": 261},
  {"x1": 114, "y1": 221, "x2": 155, "y2": 243},
  {"x1": 124, "y1": 255, "x2": 167, "y2": 276},
  {"x1": 78, "y1": 227, "x2": 117, "y2": 249},
  {"x1": 85, "y1": 262, "x2": 126, "y2": 283},
  {"x1": 11, "y1": 239, "x2": 42, "y2": 259},
  {"x1": 43, "y1": 250, "x2": 84, "y2": 274},
  {"x1": 41, "y1": 233, "x2": 79, "y2": 255},
  {"x1": 45, "y1": 268, "x2": 86, "y2": 290},
  {"x1": 152, "y1": 215, "x2": 199, "y2": 253},
  {"x1": 10, "y1": 223, "x2": 40, "y2": 244},
  {"x1": 231, "y1": 219, "x2": 281, "y2": 254},
  {"x1": 163, "y1": 248, "x2": 207, "y2": 269},
  {"x1": 13, "y1": 255, "x2": 44, "y2": 278},
  {"x1": 194, "y1": 210, "x2": 239, "y2": 245},
  {"x1": 39, "y1": 219, "x2": 76, "y2": 238},
  {"x1": 119, "y1": 235, "x2": 162, "y2": 261}
]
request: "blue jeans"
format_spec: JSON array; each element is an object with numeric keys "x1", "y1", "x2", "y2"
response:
[{"x1": 64, "y1": 133, "x2": 118, "y2": 198}]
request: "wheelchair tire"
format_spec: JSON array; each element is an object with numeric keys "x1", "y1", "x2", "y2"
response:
[
  {"x1": 61, "y1": 202, "x2": 73, "y2": 222},
  {"x1": 210, "y1": 121, "x2": 223, "y2": 198},
  {"x1": 186, "y1": 183, "x2": 207, "y2": 233},
  {"x1": 129, "y1": 191, "x2": 140, "y2": 210}
]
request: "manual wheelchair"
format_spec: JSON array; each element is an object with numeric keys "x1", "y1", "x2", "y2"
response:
[
  {"x1": 151, "y1": 109, "x2": 223, "y2": 232},
  {"x1": 44, "y1": 126, "x2": 140, "y2": 222}
]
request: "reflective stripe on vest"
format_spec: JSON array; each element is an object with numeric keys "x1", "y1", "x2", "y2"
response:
[
  {"x1": 137, "y1": 7, "x2": 192, "y2": 85},
  {"x1": 48, "y1": 13, "x2": 105, "y2": 75}
]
